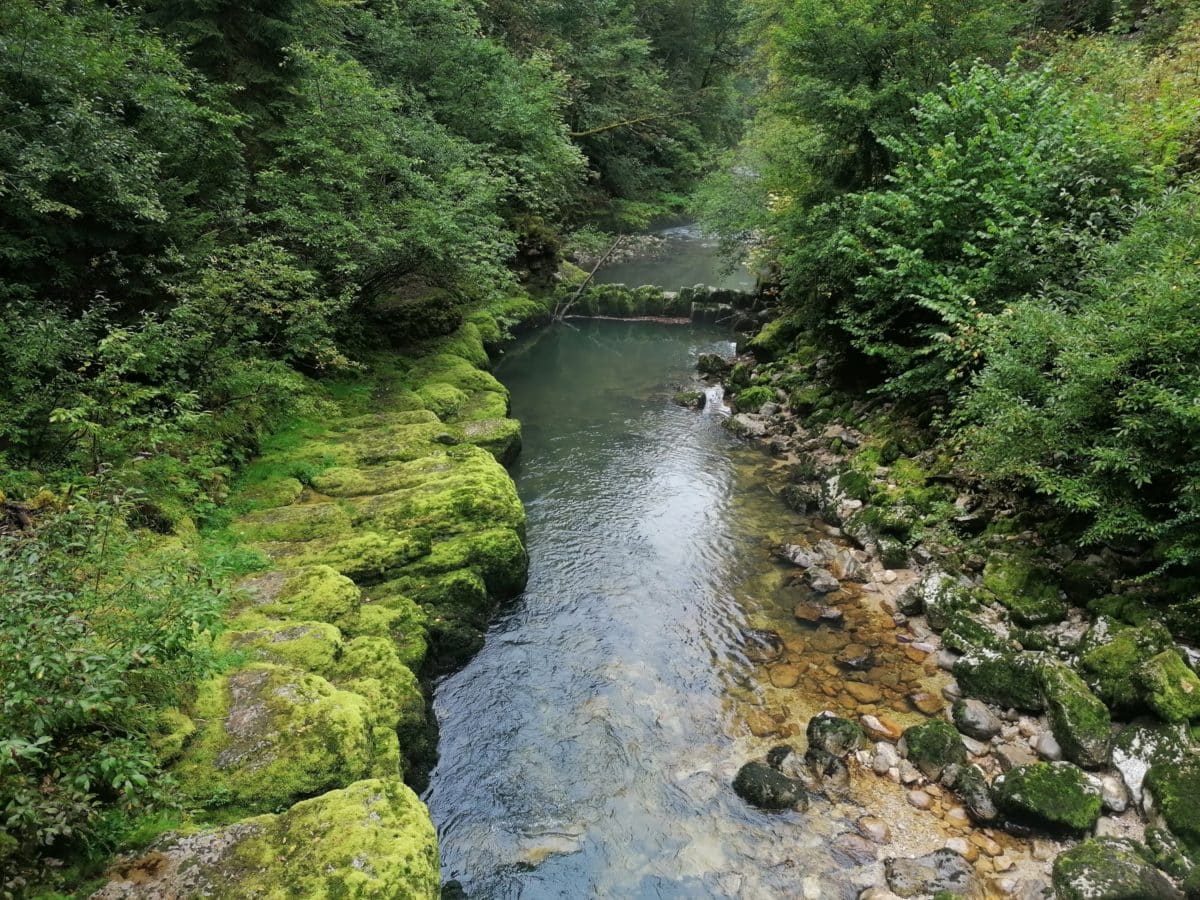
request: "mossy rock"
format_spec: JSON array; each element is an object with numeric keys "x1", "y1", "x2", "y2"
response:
[
  {"x1": 1163, "y1": 596, "x2": 1200, "y2": 644},
  {"x1": 1146, "y1": 754, "x2": 1200, "y2": 856},
  {"x1": 983, "y1": 553, "x2": 1068, "y2": 626},
  {"x1": 728, "y1": 361, "x2": 754, "y2": 389},
  {"x1": 415, "y1": 382, "x2": 469, "y2": 418},
  {"x1": 1110, "y1": 720, "x2": 1194, "y2": 809},
  {"x1": 174, "y1": 664, "x2": 398, "y2": 813},
  {"x1": 941, "y1": 609, "x2": 1016, "y2": 655},
  {"x1": 732, "y1": 761, "x2": 808, "y2": 811},
  {"x1": 462, "y1": 417, "x2": 523, "y2": 465},
  {"x1": 837, "y1": 470, "x2": 873, "y2": 503},
  {"x1": 1145, "y1": 826, "x2": 1196, "y2": 880},
  {"x1": 954, "y1": 649, "x2": 1046, "y2": 711},
  {"x1": 94, "y1": 778, "x2": 439, "y2": 899},
  {"x1": 236, "y1": 476, "x2": 305, "y2": 511},
  {"x1": 673, "y1": 390, "x2": 706, "y2": 409},
  {"x1": 806, "y1": 714, "x2": 863, "y2": 757},
  {"x1": 258, "y1": 531, "x2": 431, "y2": 584},
  {"x1": 455, "y1": 389, "x2": 509, "y2": 424},
  {"x1": 746, "y1": 315, "x2": 801, "y2": 361},
  {"x1": 148, "y1": 708, "x2": 196, "y2": 766},
  {"x1": 1040, "y1": 662, "x2": 1112, "y2": 768},
  {"x1": 221, "y1": 615, "x2": 345, "y2": 674},
  {"x1": 230, "y1": 502, "x2": 353, "y2": 544},
  {"x1": 1137, "y1": 649, "x2": 1200, "y2": 724},
  {"x1": 733, "y1": 385, "x2": 774, "y2": 413},
  {"x1": 311, "y1": 454, "x2": 462, "y2": 499},
  {"x1": 344, "y1": 592, "x2": 429, "y2": 671},
  {"x1": 240, "y1": 566, "x2": 362, "y2": 628},
  {"x1": 399, "y1": 527, "x2": 527, "y2": 600},
  {"x1": 900, "y1": 571, "x2": 978, "y2": 631},
  {"x1": 334, "y1": 419, "x2": 464, "y2": 467},
  {"x1": 992, "y1": 761, "x2": 1102, "y2": 832},
  {"x1": 1079, "y1": 621, "x2": 1174, "y2": 714},
  {"x1": 902, "y1": 719, "x2": 966, "y2": 780},
  {"x1": 1052, "y1": 837, "x2": 1182, "y2": 900},
  {"x1": 877, "y1": 535, "x2": 909, "y2": 570}
]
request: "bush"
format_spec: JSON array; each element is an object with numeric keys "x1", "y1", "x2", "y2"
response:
[{"x1": 0, "y1": 493, "x2": 229, "y2": 889}]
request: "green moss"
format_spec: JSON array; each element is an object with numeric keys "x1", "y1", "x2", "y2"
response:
[
  {"x1": 1040, "y1": 662, "x2": 1112, "y2": 768},
  {"x1": 993, "y1": 762, "x2": 1102, "y2": 832},
  {"x1": 148, "y1": 708, "x2": 196, "y2": 765},
  {"x1": 334, "y1": 419, "x2": 463, "y2": 467},
  {"x1": 221, "y1": 615, "x2": 345, "y2": 673},
  {"x1": 837, "y1": 470, "x2": 873, "y2": 503},
  {"x1": 344, "y1": 594, "x2": 429, "y2": 671},
  {"x1": 175, "y1": 664, "x2": 398, "y2": 814},
  {"x1": 982, "y1": 553, "x2": 1068, "y2": 626},
  {"x1": 941, "y1": 609, "x2": 1015, "y2": 654},
  {"x1": 429, "y1": 322, "x2": 490, "y2": 369},
  {"x1": 746, "y1": 315, "x2": 802, "y2": 361},
  {"x1": 456, "y1": 389, "x2": 510, "y2": 423},
  {"x1": 462, "y1": 416, "x2": 522, "y2": 464},
  {"x1": 229, "y1": 502, "x2": 353, "y2": 544},
  {"x1": 310, "y1": 454, "x2": 460, "y2": 498},
  {"x1": 335, "y1": 636, "x2": 424, "y2": 732},
  {"x1": 247, "y1": 565, "x2": 362, "y2": 626},
  {"x1": 1138, "y1": 649, "x2": 1200, "y2": 723},
  {"x1": 673, "y1": 390, "x2": 706, "y2": 409},
  {"x1": 415, "y1": 381, "x2": 468, "y2": 418},
  {"x1": 954, "y1": 649, "x2": 1045, "y2": 711},
  {"x1": 235, "y1": 476, "x2": 304, "y2": 511},
  {"x1": 902, "y1": 719, "x2": 967, "y2": 780},
  {"x1": 1146, "y1": 755, "x2": 1200, "y2": 856},
  {"x1": 1079, "y1": 620, "x2": 1174, "y2": 714},
  {"x1": 1053, "y1": 837, "x2": 1179, "y2": 900},
  {"x1": 733, "y1": 385, "x2": 773, "y2": 412},
  {"x1": 260, "y1": 531, "x2": 431, "y2": 583},
  {"x1": 729, "y1": 362, "x2": 754, "y2": 389}
]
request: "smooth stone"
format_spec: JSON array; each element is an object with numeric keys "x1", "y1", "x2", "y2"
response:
[
  {"x1": 837, "y1": 644, "x2": 875, "y2": 671},
  {"x1": 862, "y1": 714, "x2": 903, "y2": 742},
  {"x1": 908, "y1": 691, "x2": 944, "y2": 716},
  {"x1": 953, "y1": 699, "x2": 1002, "y2": 741},
  {"x1": 944, "y1": 837, "x2": 978, "y2": 862},
  {"x1": 1100, "y1": 774, "x2": 1129, "y2": 813},
  {"x1": 832, "y1": 832, "x2": 881, "y2": 866},
  {"x1": 768, "y1": 663, "x2": 802, "y2": 689},
  {"x1": 873, "y1": 743, "x2": 900, "y2": 775},
  {"x1": 1035, "y1": 731, "x2": 1064, "y2": 762},
  {"x1": 732, "y1": 761, "x2": 809, "y2": 811},
  {"x1": 899, "y1": 761, "x2": 921, "y2": 784},
  {"x1": 907, "y1": 790, "x2": 933, "y2": 810},
  {"x1": 885, "y1": 849, "x2": 980, "y2": 898},
  {"x1": 846, "y1": 682, "x2": 884, "y2": 704},
  {"x1": 995, "y1": 742, "x2": 1037, "y2": 772},
  {"x1": 858, "y1": 815, "x2": 892, "y2": 844}
]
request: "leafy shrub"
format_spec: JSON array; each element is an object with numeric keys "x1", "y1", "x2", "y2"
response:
[
  {"x1": 0, "y1": 493, "x2": 229, "y2": 890},
  {"x1": 959, "y1": 185, "x2": 1200, "y2": 579}
]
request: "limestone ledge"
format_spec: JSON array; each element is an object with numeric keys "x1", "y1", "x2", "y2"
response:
[{"x1": 96, "y1": 298, "x2": 545, "y2": 899}]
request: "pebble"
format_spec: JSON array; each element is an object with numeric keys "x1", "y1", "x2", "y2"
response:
[
  {"x1": 941, "y1": 682, "x2": 962, "y2": 702},
  {"x1": 768, "y1": 664, "x2": 802, "y2": 689},
  {"x1": 945, "y1": 837, "x2": 978, "y2": 862},
  {"x1": 873, "y1": 742, "x2": 900, "y2": 775},
  {"x1": 908, "y1": 691, "x2": 944, "y2": 715},
  {"x1": 993, "y1": 854, "x2": 1015, "y2": 873},
  {"x1": 861, "y1": 714, "x2": 903, "y2": 742},
  {"x1": 899, "y1": 760, "x2": 921, "y2": 784},
  {"x1": 857, "y1": 815, "x2": 892, "y2": 844},
  {"x1": 945, "y1": 806, "x2": 970, "y2": 826},
  {"x1": 907, "y1": 790, "x2": 933, "y2": 810},
  {"x1": 1018, "y1": 718, "x2": 1038, "y2": 738},
  {"x1": 935, "y1": 650, "x2": 958, "y2": 671},
  {"x1": 846, "y1": 682, "x2": 884, "y2": 704},
  {"x1": 858, "y1": 888, "x2": 903, "y2": 900},
  {"x1": 970, "y1": 833, "x2": 1003, "y2": 857},
  {"x1": 995, "y1": 742, "x2": 1037, "y2": 772}
]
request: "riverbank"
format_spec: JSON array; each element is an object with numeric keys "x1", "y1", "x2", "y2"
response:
[{"x1": 706, "y1": 329, "x2": 1200, "y2": 898}]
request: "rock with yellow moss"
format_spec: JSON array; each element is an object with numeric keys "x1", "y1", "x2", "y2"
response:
[{"x1": 93, "y1": 778, "x2": 438, "y2": 899}]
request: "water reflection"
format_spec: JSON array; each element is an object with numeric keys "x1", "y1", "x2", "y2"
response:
[{"x1": 591, "y1": 222, "x2": 756, "y2": 293}]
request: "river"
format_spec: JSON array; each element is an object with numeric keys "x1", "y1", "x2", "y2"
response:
[{"x1": 425, "y1": 236, "x2": 977, "y2": 898}]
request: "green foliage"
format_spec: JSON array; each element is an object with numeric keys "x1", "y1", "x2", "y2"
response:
[{"x1": 0, "y1": 493, "x2": 228, "y2": 891}]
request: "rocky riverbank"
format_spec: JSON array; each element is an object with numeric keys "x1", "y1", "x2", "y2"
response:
[
  {"x1": 89, "y1": 294, "x2": 551, "y2": 898},
  {"x1": 701, "y1": 339, "x2": 1200, "y2": 899}
]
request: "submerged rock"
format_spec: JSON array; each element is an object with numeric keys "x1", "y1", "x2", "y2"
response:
[
  {"x1": 807, "y1": 713, "x2": 864, "y2": 757},
  {"x1": 1051, "y1": 837, "x2": 1182, "y2": 900},
  {"x1": 884, "y1": 848, "x2": 980, "y2": 898},
  {"x1": 732, "y1": 761, "x2": 809, "y2": 811},
  {"x1": 672, "y1": 390, "x2": 707, "y2": 410},
  {"x1": 992, "y1": 761, "x2": 1102, "y2": 833},
  {"x1": 93, "y1": 778, "x2": 439, "y2": 899}
]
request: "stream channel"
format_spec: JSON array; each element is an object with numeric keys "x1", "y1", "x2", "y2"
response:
[{"x1": 425, "y1": 229, "x2": 970, "y2": 898}]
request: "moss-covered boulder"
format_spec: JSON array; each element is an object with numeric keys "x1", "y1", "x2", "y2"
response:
[
  {"x1": 673, "y1": 390, "x2": 706, "y2": 409},
  {"x1": 94, "y1": 778, "x2": 439, "y2": 899},
  {"x1": 1079, "y1": 621, "x2": 1174, "y2": 715},
  {"x1": 733, "y1": 385, "x2": 774, "y2": 413},
  {"x1": 1110, "y1": 720, "x2": 1194, "y2": 810},
  {"x1": 1137, "y1": 650, "x2": 1200, "y2": 724},
  {"x1": 732, "y1": 761, "x2": 809, "y2": 811},
  {"x1": 954, "y1": 649, "x2": 1046, "y2": 711},
  {"x1": 992, "y1": 761, "x2": 1102, "y2": 832},
  {"x1": 240, "y1": 566, "x2": 362, "y2": 629},
  {"x1": 1040, "y1": 662, "x2": 1112, "y2": 768},
  {"x1": 1146, "y1": 755, "x2": 1200, "y2": 856},
  {"x1": 902, "y1": 719, "x2": 967, "y2": 781},
  {"x1": 898, "y1": 570, "x2": 977, "y2": 631},
  {"x1": 1052, "y1": 837, "x2": 1182, "y2": 900},
  {"x1": 175, "y1": 664, "x2": 398, "y2": 813},
  {"x1": 806, "y1": 714, "x2": 863, "y2": 757},
  {"x1": 983, "y1": 553, "x2": 1068, "y2": 626}
]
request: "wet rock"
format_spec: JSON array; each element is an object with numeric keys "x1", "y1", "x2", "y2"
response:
[
  {"x1": 776, "y1": 542, "x2": 821, "y2": 569},
  {"x1": 672, "y1": 390, "x2": 707, "y2": 409},
  {"x1": 908, "y1": 691, "x2": 944, "y2": 716},
  {"x1": 836, "y1": 644, "x2": 875, "y2": 671},
  {"x1": 884, "y1": 848, "x2": 980, "y2": 898},
  {"x1": 944, "y1": 763, "x2": 998, "y2": 822},
  {"x1": 992, "y1": 761, "x2": 1103, "y2": 832},
  {"x1": 742, "y1": 628, "x2": 785, "y2": 663},
  {"x1": 858, "y1": 815, "x2": 892, "y2": 844},
  {"x1": 746, "y1": 708, "x2": 780, "y2": 738},
  {"x1": 732, "y1": 761, "x2": 808, "y2": 811},
  {"x1": 794, "y1": 602, "x2": 843, "y2": 627},
  {"x1": 1110, "y1": 720, "x2": 1193, "y2": 809},
  {"x1": 953, "y1": 699, "x2": 1002, "y2": 741},
  {"x1": 1052, "y1": 837, "x2": 1183, "y2": 900},
  {"x1": 833, "y1": 832, "x2": 881, "y2": 866},
  {"x1": 862, "y1": 714, "x2": 904, "y2": 742},
  {"x1": 725, "y1": 413, "x2": 769, "y2": 438},
  {"x1": 807, "y1": 713, "x2": 864, "y2": 757},
  {"x1": 806, "y1": 746, "x2": 851, "y2": 794},
  {"x1": 768, "y1": 663, "x2": 802, "y2": 688},
  {"x1": 829, "y1": 548, "x2": 864, "y2": 583},
  {"x1": 901, "y1": 719, "x2": 967, "y2": 781},
  {"x1": 1041, "y1": 662, "x2": 1111, "y2": 768},
  {"x1": 807, "y1": 566, "x2": 841, "y2": 594},
  {"x1": 846, "y1": 682, "x2": 884, "y2": 704},
  {"x1": 697, "y1": 353, "x2": 733, "y2": 376}
]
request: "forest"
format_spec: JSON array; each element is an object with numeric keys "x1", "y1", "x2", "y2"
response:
[{"x1": 3, "y1": 0, "x2": 1200, "y2": 895}]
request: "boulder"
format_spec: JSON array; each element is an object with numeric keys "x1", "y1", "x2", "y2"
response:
[
  {"x1": 897, "y1": 570, "x2": 976, "y2": 630},
  {"x1": 807, "y1": 713, "x2": 864, "y2": 757},
  {"x1": 954, "y1": 649, "x2": 1046, "y2": 711},
  {"x1": 952, "y1": 699, "x2": 1001, "y2": 741},
  {"x1": 696, "y1": 353, "x2": 733, "y2": 376},
  {"x1": 1040, "y1": 662, "x2": 1112, "y2": 768},
  {"x1": 884, "y1": 848, "x2": 980, "y2": 898},
  {"x1": 732, "y1": 761, "x2": 808, "y2": 811},
  {"x1": 982, "y1": 553, "x2": 1068, "y2": 626},
  {"x1": 944, "y1": 762, "x2": 998, "y2": 822},
  {"x1": 992, "y1": 761, "x2": 1102, "y2": 833},
  {"x1": 1145, "y1": 754, "x2": 1200, "y2": 856},
  {"x1": 672, "y1": 390, "x2": 707, "y2": 410},
  {"x1": 1052, "y1": 837, "x2": 1182, "y2": 900},
  {"x1": 901, "y1": 719, "x2": 967, "y2": 781},
  {"x1": 1079, "y1": 621, "x2": 1173, "y2": 715},
  {"x1": 1110, "y1": 720, "x2": 1193, "y2": 810},
  {"x1": 807, "y1": 566, "x2": 841, "y2": 594},
  {"x1": 1137, "y1": 649, "x2": 1200, "y2": 724},
  {"x1": 93, "y1": 779, "x2": 439, "y2": 899}
]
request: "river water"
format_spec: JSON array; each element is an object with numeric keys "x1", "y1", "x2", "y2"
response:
[
  {"x1": 425, "y1": 239, "x2": 969, "y2": 897},
  {"x1": 591, "y1": 222, "x2": 757, "y2": 293}
]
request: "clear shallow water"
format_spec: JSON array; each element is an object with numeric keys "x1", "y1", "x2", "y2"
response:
[
  {"x1": 592, "y1": 223, "x2": 756, "y2": 293},
  {"x1": 425, "y1": 321, "x2": 888, "y2": 898}
]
